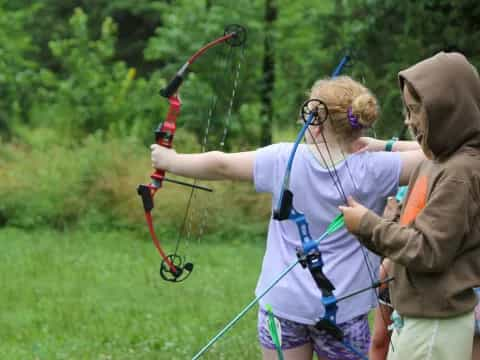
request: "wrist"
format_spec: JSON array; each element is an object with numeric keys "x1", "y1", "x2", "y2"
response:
[
  {"x1": 385, "y1": 137, "x2": 398, "y2": 152},
  {"x1": 359, "y1": 137, "x2": 385, "y2": 152},
  {"x1": 165, "y1": 149, "x2": 179, "y2": 172}
]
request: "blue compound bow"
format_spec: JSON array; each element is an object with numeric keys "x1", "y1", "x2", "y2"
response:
[
  {"x1": 192, "y1": 53, "x2": 392, "y2": 360},
  {"x1": 273, "y1": 91, "x2": 370, "y2": 359}
]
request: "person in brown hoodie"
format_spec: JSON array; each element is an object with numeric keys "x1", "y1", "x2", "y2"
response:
[{"x1": 340, "y1": 51, "x2": 480, "y2": 360}]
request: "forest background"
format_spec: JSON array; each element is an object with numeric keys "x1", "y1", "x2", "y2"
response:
[{"x1": 1, "y1": 0, "x2": 479, "y2": 359}]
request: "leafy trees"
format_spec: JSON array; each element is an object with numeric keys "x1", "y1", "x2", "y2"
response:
[
  {"x1": 1, "y1": 0, "x2": 479, "y2": 143},
  {"x1": 0, "y1": 4, "x2": 39, "y2": 135},
  {"x1": 338, "y1": 0, "x2": 480, "y2": 137}
]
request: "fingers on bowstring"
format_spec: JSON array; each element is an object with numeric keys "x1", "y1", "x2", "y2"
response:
[{"x1": 346, "y1": 196, "x2": 359, "y2": 206}]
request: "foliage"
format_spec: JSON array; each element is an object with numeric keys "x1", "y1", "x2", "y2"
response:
[
  {"x1": 0, "y1": 128, "x2": 271, "y2": 234},
  {"x1": 0, "y1": 131, "x2": 141, "y2": 229},
  {"x1": 0, "y1": 3, "x2": 40, "y2": 135},
  {"x1": 338, "y1": 0, "x2": 480, "y2": 137},
  {"x1": 2, "y1": 0, "x2": 479, "y2": 142},
  {"x1": 5, "y1": 0, "x2": 167, "y2": 73},
  {"x1": 1, "y1": 0, "x2": 479, "y2": 231},
  {"x1": 144, "y1": 0, "x2": 265, "y2": 149},
  {"x1": 274, "y1": 0, "x2": 338, "y2": 124},
  {"x1": 31, "y1": 8, "x2": 166, "y2": 141}
]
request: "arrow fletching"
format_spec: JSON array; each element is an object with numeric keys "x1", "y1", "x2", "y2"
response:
[{"x1": 326, "y1": 213, "x2": 345, "y2": 235}]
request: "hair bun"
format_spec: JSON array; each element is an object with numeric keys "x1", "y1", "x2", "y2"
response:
[{"x1": 351, "y1": 93, "x2": 378, "y2": 128}]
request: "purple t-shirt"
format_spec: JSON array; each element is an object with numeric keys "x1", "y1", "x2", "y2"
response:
[{"x1": 254, "y1": 143, "x2": 402, "y2": 324}]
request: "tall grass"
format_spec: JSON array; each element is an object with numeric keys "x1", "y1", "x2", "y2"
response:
[{"x1": 0, "y1": 128, "x2": 271, "y2": 237}]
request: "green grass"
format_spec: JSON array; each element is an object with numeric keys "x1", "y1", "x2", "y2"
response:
[{"x1": 0, "y1": 227, "x2": 265, "y2": 359}]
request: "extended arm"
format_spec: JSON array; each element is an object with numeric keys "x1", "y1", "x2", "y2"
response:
[
  {"x1": 360, "y1": 137, "x2": 421, "y2": 152},
  {"x1": 151, "y1": 144, "x2": 255, "y2": 182},
  {"x1": 357, "y1": 137, "x2": 425, "y2": 186}
]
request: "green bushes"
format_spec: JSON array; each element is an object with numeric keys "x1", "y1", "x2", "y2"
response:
[
  {"x1": 0, "y1": 129, "x2": 270, "y2": 240},
  {"x1": 1, "y1": 132, "x2": 135, "y2": 229}
]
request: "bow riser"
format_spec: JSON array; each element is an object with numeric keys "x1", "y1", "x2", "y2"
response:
[{"x1": 150, "y1": 96, "x2": 181, "y2": 188}]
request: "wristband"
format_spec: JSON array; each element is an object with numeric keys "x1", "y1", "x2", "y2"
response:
[{"x1": 385, "y1": 137, "x2": 398, "y2": 152}]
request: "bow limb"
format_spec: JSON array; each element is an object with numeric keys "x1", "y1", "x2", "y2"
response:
[{"x1": 161, "y1": 24, "x2": 246, "y2": 98}]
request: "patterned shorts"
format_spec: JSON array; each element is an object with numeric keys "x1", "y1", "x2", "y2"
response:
[
  {"x1": 475, "y1": 288, "x2": 480, "y2": 335},
  {"x1": 258, "y1": 308, "x2": 370, "y2": 360}
]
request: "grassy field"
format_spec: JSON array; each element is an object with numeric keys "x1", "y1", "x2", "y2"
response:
[{"x1": 0, "y1": 227, "x2": 265, "y2": 359}]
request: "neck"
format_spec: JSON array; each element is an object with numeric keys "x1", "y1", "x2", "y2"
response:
[
  {"x1": 307, "y1": 131, "x2": 357, "y2": 167},
  {"x1": 308, "y1": 143, "x2": 348, "y2": 168}
]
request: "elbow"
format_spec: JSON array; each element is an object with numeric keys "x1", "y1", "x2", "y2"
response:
[
  {"x1": 210, "y1": 151, "x2": 231, "y2": 179},
  {"x1": 391, "y1": 230, "x2": 454, "y2": 273},
  {"x1": 369, "y1": 329, "x2": 391, "y2": 359},
  {"x1": 416, "y1": 238, "x2": 453, "y2": 272},
  {"x1": 419, "y1": 255, "x2": 451, "y2": 273},
  {"x1": 401, "y1": 247, "x2": 451, "y2": 273},
  {"x1": 370, "y1": 335, "x2": 390, "y2": 351}
]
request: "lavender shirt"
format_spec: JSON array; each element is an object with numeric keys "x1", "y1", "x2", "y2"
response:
[{"x1": 254, "y1": 143, "x2": 402, "y2": 325}]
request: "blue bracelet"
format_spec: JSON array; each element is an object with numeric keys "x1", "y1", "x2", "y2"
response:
[{"x1": 385, "y1": 137, "x2": 398, "y2": 152}]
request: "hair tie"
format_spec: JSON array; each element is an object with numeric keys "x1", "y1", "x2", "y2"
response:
[{"x1": 347, "y1": 107, "x2": 363, "y2": 129}]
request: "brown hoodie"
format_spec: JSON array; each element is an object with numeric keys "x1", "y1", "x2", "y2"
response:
[{"x1": 356, "y1": 52, "x2": 480, "y2": 318}]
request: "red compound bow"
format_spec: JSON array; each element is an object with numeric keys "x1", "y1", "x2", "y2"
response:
[{"x1": 137, "y1": 24, "x2": 247, "y2": 282}]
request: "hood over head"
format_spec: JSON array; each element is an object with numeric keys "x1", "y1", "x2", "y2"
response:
[{"x1": 398, "y1": 52, "x2": 480, "y2": 159}]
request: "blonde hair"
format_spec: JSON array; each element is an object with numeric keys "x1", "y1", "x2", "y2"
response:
[{"x1": 309, "y1": 76, "x2": 379, "y2": 141}]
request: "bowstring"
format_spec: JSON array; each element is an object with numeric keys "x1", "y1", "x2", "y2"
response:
[
  {"x1": 172, "y1": 41, "x2": 244, "y2": 256},
  {"x1": 357, "y1": 72, "x2": 397, "y2": 351},
  {"x1": 308, "y1": 127, "x2": 378, "y2": 287},
  {"x1": 308, "y1": 121, "x2": 395, "y2": 352},
  {"x1": 173, "y1": 43, "x2": 231, "y2": 255},
  {"x1": 195, "y1": 44, "x2": 244, "y2": 243}
]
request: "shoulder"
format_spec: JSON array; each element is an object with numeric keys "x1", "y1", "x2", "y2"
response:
[
  {"x1": 350, "y1": 151, "x2": 402, "y2": 172},
  {"x1": 348, "y1": 151, "x2": 402, "y2": 199},
  {"x1": 428, "y1": 154, "x2": 480, "y2": 205},
  {"x1": 254, "y1": 143, "x2": 296, "y2": 171},
  {"x1": 449, "y1": 151, "x2": 480, "y2": 174},
  {"x1": 256, "y1": 142, "x2": 293, "y2": 156},
  {"x1": 434, "y1": 152, "x2": 480, "y2": 184},
  {"x1": 256, "y1": 142, "x2": 298, "y2": 163}
]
